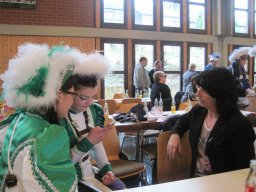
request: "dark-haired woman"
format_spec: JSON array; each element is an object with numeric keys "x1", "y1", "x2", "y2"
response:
[
  {"x1": 66, "y1": 74, "x2": 125, "y2": 191},
  {"x1": 167, "y1": 68, "x2": 255, "y2": 177}
]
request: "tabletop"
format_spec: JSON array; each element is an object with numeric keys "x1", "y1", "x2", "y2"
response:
[{"x1": 116, "y1": 168, "x2": 249, "y2": 192}]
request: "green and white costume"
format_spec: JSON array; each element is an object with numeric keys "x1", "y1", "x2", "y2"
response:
[
  {"x1": 0, "y1": 110, "x2": 77, "y2": 192},
  {"x1": 66, "y1": 103, "x2": 112, "y2": 180}
]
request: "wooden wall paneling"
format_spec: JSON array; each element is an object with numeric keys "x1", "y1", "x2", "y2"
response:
[
  {"x1": 183, "y1": 42, "x2": 188, "y2": 71},
  {"x1": 183, "y1": 0, "x2": 187, "y2": 33},
  {"x1": 207, "y1": 0, "x2": 211, "y2": 35},
  {"x1": 95, "y1": 37, "x2": 102, "y2": 99},
  {"x1": 156, "y1": 41, "x2": 161, "y2": 60},
  {"x1": 95, "y1": 0, "x2": 101, "y2": 28},
  {"x1": 127, "y1": 0, "x2": 132, "y2": 29},
  {"x1": 156, "y1": 0, "x2": 161, "y2": 32},
  {"x1": 127, "y1": 39, "x2": 133, "y2": 97},
  {"x1": 0, "y1": 35, "x2": 96, "y2": 92}
]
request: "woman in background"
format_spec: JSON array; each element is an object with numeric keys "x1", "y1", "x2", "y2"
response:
[{"x1": 150, "y1": 71, "x2": 172, "y2": 111}]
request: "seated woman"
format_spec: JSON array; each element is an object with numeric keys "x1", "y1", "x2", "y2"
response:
[
  {"x1": 181, "y1": 74, "x2": 198, "y2": 102},
  {"x1": 64, "y1": 53, "x2": 125, "y2": 191},
  {"x1": 150, "y1": 71, "x2": 172, "y2": 111},
  {"x1": 167, "y1": 68, "x2": 255, "y2": 177},
  {"x1": 0, "y1": 43, "x2": 83, "y2": 191}
]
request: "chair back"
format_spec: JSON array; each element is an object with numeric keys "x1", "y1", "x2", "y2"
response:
[
  {"x1": 113, "y1": 93, "x2": 125, "y2": 99},
  {"x1": 119, "y1": 103, "x2": 138, "y2": 113},
  {"x1": 178, "y1": 102, "x2": 187, "y2": 110},
  {"x1": 244, "y1": 96, "x2": 256, "y2": 112},
  {"x1": 102, "y1": 118, "x2": 120, "y2": 161},
  {"x1": 157, "y1": 131, "x2": 191, "y2": 183},
  {"x1": 122, "y1": 98, "x2": 142, "y2": 104},
  {"x1": 97, "y1": 99, "x2": 117, "y2": 115}
]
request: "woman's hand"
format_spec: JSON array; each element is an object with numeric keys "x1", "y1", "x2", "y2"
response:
[
  {"x1": 167, "y1": 133, "x2": 181, "y2": 160},
  {"x1": 86, "y1": 126, "x2": 107, "y2": 144},
  {"x1": 102, "y1": 171, "x2": 115, "y2": 185}
]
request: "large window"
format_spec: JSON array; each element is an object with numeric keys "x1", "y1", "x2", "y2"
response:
[
  {"x1": 162, "y1": 42, "x2": 183, "y2": 96},
  {"x1": 187, "y1": 0, "x2": 206, "y2": 33},
  {"x1": 188, "y1": 43, "x2": 207, "y2": 72},
  {"x1": 161, "y1": 0, "x2": 182, "y2": 32},
  {"x1": 132, "y1": 0, "x2": 156, "y2": 30},
  {"x1": 233, "y1": 0, "x2": 249, "y2": 36},
  {"x1": 101, "y1": 0, "x2": 126, "y2": 28},
  {"x1": 101, "y1": 40, "x2": 127, "y2": 99}
]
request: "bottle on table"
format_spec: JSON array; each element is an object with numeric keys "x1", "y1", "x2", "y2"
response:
[
  {"x1": 171, "y1": 100, "x2": 176, "y2": 114},
  {"x1": 158, "y1": 93, "x2": 163, "y2": 113},
  {"x1": 135, "y1": 89, "x2": 140, "y2": 98},
  {"x1": 104, "y1": 101, "x2": 109, "y2": 118},
  {"x1": 245, "y1": 159, "x2": 256, "y2": 192}
]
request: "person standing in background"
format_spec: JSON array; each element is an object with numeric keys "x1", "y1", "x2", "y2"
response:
[
  {"x1": 182, "y1": 63, "x2": 197, "y2": 92},
  {"x1": 133, "y1": 57, "x2": 151, "y2": 94},
  {"x1": 148, "y1": 60, "x2": 163, "y2": 88},
  {"x1": 204, "y1": 52, "x2": 221, "y2": 71},
  {"x1": 227, "y1": 47, "x2": 255, "y2": 108}
]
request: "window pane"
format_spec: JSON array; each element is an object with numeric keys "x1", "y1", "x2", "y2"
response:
[
  {"x1": 104, "y1": 43, "x2": 124, "y2": 71},
  {"x1": 105, "y1": 74, "x2": 125, "y2": 99},
  {"x1": 135, "y1": 44, "x2": 154, "y2": 71},
  {"x1": 255, "y1": 13, "x2": 256, "y2": 34},
  {"x1": 134, "y1": 0, "x2": 154, "y2": 25},
  {"x1": 166, "y1": 74, "x2": 180, "y2": 96},
  {"x1": 163, "y1": 45, "x2": 181, "y2": 71},
  {"x1": 163, "y1": 1, "x2": 181, "y2": 28},
  {"x1": 189, "y1": 4, "x2": 205, "y2": 30},
  {"x1": 235, "y1": 0, "x2": 248, "y2": 9},
  {"x1": 103, "y1": 0, "x2": 124, "y2": 24},
  {"x1": 254, "y1": 58, "x2": 256, "y2": 73},
  {"x1": 189, "y1": 47, "x2": 205, "y2": 71},
  {"x1": 189, "y1": 0, "x2": 205, "y2": 4},
  {"x1": 254, "y1": 74, "x2": 256, "y2": 87},
  {"x1": 235, "y1": 10, "x2": 248, "y2": 33}
]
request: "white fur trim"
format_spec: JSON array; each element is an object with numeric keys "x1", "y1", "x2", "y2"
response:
[
  {"x1": 229, "y1": 47, "x2": 250, "y2": 62},
  {"x1": 249, "y1": 46, "x2": 256, "y2": 57},
  {"x1": 74, "y1": 52, "x2": 112, "y2": 79},
  {"x1": 1, "y1": 43, "x2": 83, "y2": 109}
]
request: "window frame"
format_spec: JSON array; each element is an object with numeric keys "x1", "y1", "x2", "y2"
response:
[
  {"x1": 100, "y1": 38, "x2": 128, "y2": 98},
  {"x1": 160, "y1": 0, "x2": 183, "y2": 32},
  {"x1": 131, "y1": 0, "x2": 157, "y2": 31},
  {"x1": 186, "y1": 0, "x2": 207, "y2": 34},
  {"x1": 100, "y1": 0, "x2": 127, "y2": 29}
]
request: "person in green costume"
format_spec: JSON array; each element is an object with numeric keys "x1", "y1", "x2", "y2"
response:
[
  {"x1": 0, "y1": 43, "x2": 92, "y2": 192},
  {"x1": 65, "y1": 53, "x2": 125, "y2": 192}
]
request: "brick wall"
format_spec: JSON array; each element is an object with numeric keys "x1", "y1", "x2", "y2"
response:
[{"x1": 0, "y1": 0, "x2": 94, "y2": 27}]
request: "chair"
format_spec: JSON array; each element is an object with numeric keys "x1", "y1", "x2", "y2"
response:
[
  {"x1": 113, "y1": 93, "x2": 125, "y2": 99},
  {"x1": 178, "y1": 101, "x2": 198, "y2": 110},
  {"x1": 244, "y1": 96, "x2": 256, "y2": 112},
  {"x1": 97, "y1": 99, "x2": 117, "y2": 115},
  {"x1": 157, "y1": 131, "x2": 191, "y2": 183},
  {"x1": 122, "y1": 98, "x2": 142, "y2": 104},
  {"x1": 102, "y1": 118, "x2": 146, "y2": 182},
  {"x1": 119, "y1": 103, "x2": 138, "y2": 113}
]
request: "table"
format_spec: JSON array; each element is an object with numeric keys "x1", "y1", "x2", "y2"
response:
[
  {"x1": 114, "y1": 110, "x2": 186, "y2": 161},
  {"x1": 116, "y1": 168, "x2": 249, "y2": 192}
]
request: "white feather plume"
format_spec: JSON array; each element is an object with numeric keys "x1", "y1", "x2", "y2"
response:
[
  {"x1": 249, "y1": 45, "x2": 256, "y2": 57},
  {"x1": 1, "y1": 43, "x2": 83, "y2": 109},
  {"x1": 229, "y1": 47, "x2": 251, "y2": 62},
  {"x1": 74, "y1": 51, "x2": 112, "y2": 79}
]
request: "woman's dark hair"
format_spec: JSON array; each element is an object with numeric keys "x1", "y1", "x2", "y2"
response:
[
  {"x1": 195, "y1": 67, "x2": 239, "y2": 119},
  {"x1": 74, "y1": 74, "x2": 98, "y2": 90},
  {"x1": 46, "y1": 75, "x2": 76, "y2": 124}
]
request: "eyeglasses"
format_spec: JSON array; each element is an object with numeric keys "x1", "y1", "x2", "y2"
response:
[{"x1": 64, "y1": 91, "x2": 78, "y2": 97}]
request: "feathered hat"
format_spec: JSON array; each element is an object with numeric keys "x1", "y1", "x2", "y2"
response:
[
  {"x1": 1, "y1": 43, "x2": 84, "y2": 109},
  {"x1": 209, "y1": 52, "x2": 221, "y2": 61},
  {"x1": 229, "y1": 47, "x2": 250, "y2": 62},
  {"x1": 74, "y1": 51, "x2": 112, "y2": 79},
  {"x1": 248, "y1": 45, "x2": 256, "y2": 57}
]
